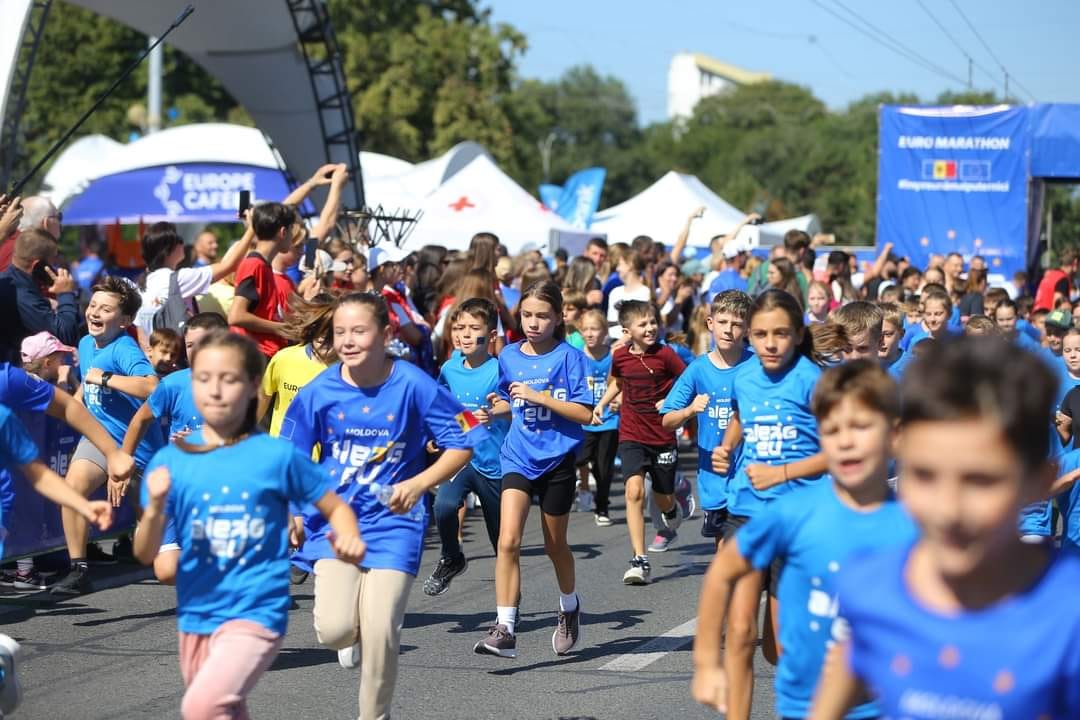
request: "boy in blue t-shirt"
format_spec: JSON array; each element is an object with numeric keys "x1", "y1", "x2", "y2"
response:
[
  {"x1": 423, "y1": 299, "x2": 509, "y2": 597},
  {"x1": 693, "y1": 360, "x2": 915, "y2": 718},
  {"x1": 52, "y1": 277, "x2": 165, "y2": 597},
  {"x1": 661, "y1": 290, "x2": 752, "y2": 548},
  {"x1": 812, "y1": 338, "x2": 1080, "y2": 719},
  {"x1": 876, "y1": 302, "x2": 909, "y2": 380}
]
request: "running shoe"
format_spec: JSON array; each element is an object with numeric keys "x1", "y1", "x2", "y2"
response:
[
  {"x1": 49, "y1": 565, "x2": 91, "y2": 597},
  {"x1": 473, "y1": 624, "x2": 517, "y2": 658},
  {"x1": 111, "y1": 534, "x2": 136, "y2": 563},
  {"x1": 423, "y1": 554, "x2": 468, "y2": 596},
  {"x1": 85, "y1": 543, "x2": 115, "y2": 565},
  {"x1": 622, "y1": 556, "x2": 651, "y2": 585},
  {"x1": 0, "y1": 571, "x2": 15, "y2": 587},
  {"x1": 648, "y1": 531, "x2": 676, "y2": 553},
  {"x1": 660, "y1": 501, "x2": 684, "y2": 532},
  {"x1": 552, "y1": 596, "x2": 582, "y2": 656},
  {"x1": 289, "y1": 566, "x2": 309, "y2": 585},
  {"x1": 0, "y1": 635, "x2": 21, "y2": 715},
  {"x1": 675, "y1": 473, "x2": 697, "y2": 520},
  {"x1": 337, "y1": 643, "x2": 360, "y2": 668},
  {"x1": 576, "y1": 489, "x2": 594, "y2": 513},
  {"x1": 12, "y1": 570, "x2": 47, "y2": 592},
  {"x1": 594, "y1": 511, "x2": 612, "y2": 527}
]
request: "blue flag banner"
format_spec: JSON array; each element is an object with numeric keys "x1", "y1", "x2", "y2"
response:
[
  {"x1": 877, "y1": 105, "x2": 1030, "y2": 277},
  {"x1": 63, "y1": 162, "x2": 308, "y2": 225},
  {"x1": 539, "y1": 168, "x2": 606, "y2": 229},
  {"x1": 539, "y1": 184, "x2": 563, "y2": 211}
]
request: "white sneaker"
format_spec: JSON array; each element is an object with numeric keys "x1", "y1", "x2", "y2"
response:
[
  {"x1": 622, "y1": 557, "x2": 651, "y2": 585},
  {"x1": 659, "y1": 501, "x2": 684, "y2": 532},
  {"x1": 576, "y1": 490, "x2": 594, "y2": 513},
  {"x1": 337, "y1": 643, "x2": 360, "y2": 669}
]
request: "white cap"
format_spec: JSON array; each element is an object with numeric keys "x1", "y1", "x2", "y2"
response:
[
  {"x1": 367, "y1": 244, "x2": 407, "y2": 271},
  {"x1": 722, "y1": 238, "x2": 750, "y2": 260},
  {"x1": 299, "y1": 249, "x2": 349, "y2": 275}
]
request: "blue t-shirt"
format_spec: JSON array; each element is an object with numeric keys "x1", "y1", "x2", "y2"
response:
[
  {"x1": 147, "y1": 368, "x2": 203, "y2": 439},
  {"x1": 438, "y1": 354, "x2": 508, "y2": 479},
  {"x1": 1018, "y1": 317, "x2": 1041, "y2": 342},
  {"x1": 498, "y1": 341, "x2": 592, "y2": 479},
  {"x1": 839, "y1": 544, "x2": 1080, "y2": 719},
  {"x1": 1056, "y1": 449, "x2": 1080, "y2": 552},
  {"x1": 736, "y1": 481, "x2": 918, "y2": 719},
  {"x1": 1013, "y1": 330, "x2": 1042, "y2": 354},
  {"x1": 282, "y1": 360, "x2": 481, "y2": 576},
  {"x1": 0, "y1": 364, "x2": 55, "y2": 515},
  {"x1": 883, "y1": 349, "x2": 912, "y2": 381},
  {"x1": 729, "y1": 354, "x2": 823, "y2": 516},
  {"x1": 76, "y1": 333, "x2": 164, "y2": 467},
  {"x1": 143, "y1": 432, "x2": 332, "y2": 636},
  {"x1": 660, "y1": 349, "x2": 752, "y2": 510},
  {"x1": 706, "y1": 269, "x2": 748, "y2": 302},
  {"x1": 582, "y1": 350, "x2": 618, "y2": 433},
  {"x1": 74, "y1": 255, "x2": 104, "y2": 292},
  {"x1": 500, "y1": 283, "x2": 521, "y2": 312}
]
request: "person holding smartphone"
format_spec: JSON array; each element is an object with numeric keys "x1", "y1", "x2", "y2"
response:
[{"x1": 0, "y1": 227, "x2": 79, "y2": 353}]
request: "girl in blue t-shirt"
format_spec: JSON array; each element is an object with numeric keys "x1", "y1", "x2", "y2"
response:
[
  {"x1": 133, "y1": 331, "x2": 365, "y2": 720},
  {"x1": 576, "y1": 309, "x2": 619, "y2": 524},
  {"x1": 713, "y1": 288, "x2": 827, "y2": 720},
  {"x1": 474, "y1": 280, "x2": 594, "y2": 661},
  {"x1": 281, "y1": 293, "x2": 475, "y2": 720}
]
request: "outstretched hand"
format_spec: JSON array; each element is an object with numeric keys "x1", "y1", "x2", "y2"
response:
[{"x1": 84, "y1": 500, "x2": 114, "y2": 532}]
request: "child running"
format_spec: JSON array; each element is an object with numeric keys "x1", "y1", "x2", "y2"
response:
[
  {"x1": 876, "y1": 302, "x2": 909, "y2": 380},
  {"x1": 146, "y1": 328, "x2": 182, "y2": 376},
  {"x1": 53, "y1": 277, "x2": 165, "y2": 596},
  {"x1": 693, "y1": 360, "x2": 916, "y2": 718},
  {"x1": 712, "y1": 288, "x2": 828, "y2": 720},
  {"x1": 282, "y1": 293, "x2": 478, "y2": 719},
  {"x1": 828, "y1": 302, "x2": 883, "y2": 363},
  {"x1": 474, "y1": 280, "x2": 593, "y2": 659},
  {"x1": 576, "y1": 308, "x2": 619, "y2": 526},
  {"x1": 424, "y1": 298, "x2": 509, "y2": 596},
  {"x1": 810, "y1": 337, "x2": 1080, "y2": 719},
  {"x1": 133, "y1": 331, "x2": 365, "y2": 720},
  {"x1": 595, "y1": 299, "x2": 687, "y2": 583},
  {"x1": 661, "y1": 290, "x2": 753, "y2": 549}
]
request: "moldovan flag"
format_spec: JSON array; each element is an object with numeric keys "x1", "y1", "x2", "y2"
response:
[
  {"x1": 933, "y1": 160, "x2": 957, "y2": 180},
  {"x1": 455, "y1": 410, "x2": 481, "y2": 433}
]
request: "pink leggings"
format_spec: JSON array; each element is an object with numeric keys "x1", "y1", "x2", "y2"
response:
[{"x1": 178, "y1": 619, "x2": 283, "y2": 720}]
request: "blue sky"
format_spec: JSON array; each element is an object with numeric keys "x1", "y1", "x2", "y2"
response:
[{"x1": 488, "y1": 0, "x2": 1078, "y2": 125}]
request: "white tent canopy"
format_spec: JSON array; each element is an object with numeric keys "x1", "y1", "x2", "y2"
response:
[
  {"x1": 364, "y1": 142, "x2": 491, "y2": 211},
  {"x1": 591, "y1": 172, "x2": 747, "y2": 248},
  {"x1": 403, "y1": 154, "x2": 575, "y2": 254},
  {"x1": 41, "y1": 134, "x2": 124, "y2": 208}
]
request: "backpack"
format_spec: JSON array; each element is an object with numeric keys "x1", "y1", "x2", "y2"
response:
[{"x1": 152, "y1": 270, "x2": 190, "y2": 333}]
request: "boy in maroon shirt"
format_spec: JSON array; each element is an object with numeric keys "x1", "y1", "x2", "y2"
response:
[
  {"x1": 595, "y1": 300, "x2": 686, "y2": 585},
  {"x1": 228, "y1": 202, "x2": 302, "y2": 358}
]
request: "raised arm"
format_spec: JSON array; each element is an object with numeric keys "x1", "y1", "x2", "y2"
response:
[
  {"x1": 310, "y1": 164, "x2": 348, "y2": 242},
  {"x1": 209, "y1": 214, "x2": 255, "y2": 283},
  {"x1": 282, "y1": 164, "x2": 338, "y2": 207},
  {"x1": 670, "y1": 206, "x2": 705, "y2": 266}
]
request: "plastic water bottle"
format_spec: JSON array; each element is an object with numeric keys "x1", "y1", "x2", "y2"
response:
[{"x1": 369, "y1": 482, "x2": 425, "y2": 521}]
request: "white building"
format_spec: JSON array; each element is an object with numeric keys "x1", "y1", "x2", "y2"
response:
[{"x1": 667, "y1": 53, "x2": 771, "y2": 120}]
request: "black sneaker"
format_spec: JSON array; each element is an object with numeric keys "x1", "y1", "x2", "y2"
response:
[
  {"x1": 422, "y1": 554, "x2": 468, "y2": 597},
  {"x1": 49, "y1": 565, "x2": 91, "y2": 597},
  {"x1": 12, "y1": 570, "x2": 47, "y2": 592},
  {"x1": 111, "y1": 535, "x2": 136, "y2": 564},
  {"x1": 289, "y1": 566, "x2": 309, "y2": 585},
  {"x1": 0, "y1": 571, "x2": 15, "y2": 587},
  {"x1": 473, "y1": 624, "x2": 516, "y2": 658}
]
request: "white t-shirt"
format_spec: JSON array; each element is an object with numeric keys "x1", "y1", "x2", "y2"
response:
[
  {"x1": 607, "y1": 284, "x2": 652, "y2": 339},
  {"x1": 135, "y1": 266, "x2": 213, "y2": 336}
]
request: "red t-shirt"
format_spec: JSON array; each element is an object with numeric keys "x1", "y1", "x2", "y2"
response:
[
  {"x1": 231, "y1": 252, "x2": 287, "y2": 357},
  {"x1": 611, "y1": 343, "x2": 686, "y2": 446},
  {"x1": 273, "y1": 271, "x2": 296, "y2": 316},
  {"x1": 1035, "y1": 268, "x2": 1072, "y2": 313}
]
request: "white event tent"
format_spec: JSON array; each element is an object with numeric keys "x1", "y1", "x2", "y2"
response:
[{"x1": 404, "y1": 154, "x2": 580, "y2": 254}]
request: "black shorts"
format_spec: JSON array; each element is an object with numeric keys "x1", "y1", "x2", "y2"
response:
[
  {"x1": 701, "y1": 508, "x2": 729, "y2": 538},
  {"x1": 617, "y1": 441, "x2": 677, "y2": 495},
  {"x1": 502, "y1": 452, "x2": 577, "y2": 516},
  {"x1": 721, "y1": 513, "x2": 782, "y2": 596}
]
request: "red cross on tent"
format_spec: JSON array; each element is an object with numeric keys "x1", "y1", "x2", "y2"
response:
[{"x1": 449, "y1": 196, "x2": 475, "y2": 212}]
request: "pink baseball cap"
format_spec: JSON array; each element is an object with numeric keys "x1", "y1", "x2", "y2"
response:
[{"x1": 21, "y1": 331, "x2": 75, "y2": 363}]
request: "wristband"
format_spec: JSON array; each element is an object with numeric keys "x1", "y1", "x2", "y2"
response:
[{"x1": 100, "y1": 371, "x2": 113, "y2": 389}]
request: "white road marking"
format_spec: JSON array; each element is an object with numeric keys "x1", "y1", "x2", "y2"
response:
[{"x1": 600, "y1": 617, "x2": 698, "y2": 672}]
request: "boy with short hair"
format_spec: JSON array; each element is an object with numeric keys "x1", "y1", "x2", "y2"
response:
[
  {"x1": 876, "y1": 302, "x2": 908, "y2": 379},
  {"x1": 693, "y1": 360, "x2": 915, "y2": 718},
  {"x1": 810, "y1": 337, "x2": 1080, "y2": 719},
  {"x1": 146, "y1": 328, "x2": 182, "y2": 376},
  {"x1": 423, "y1": 298, "x2": 508, "y2": 596},
  {"x1": 661, "y1": 290, "x2": 752, "y2": 549},
  {"x1": 596, "y1": 300, "x2": 686, "y2": 585},
  {"x1": 829, "y1": 301, "x2": 883, "y2": 362}
]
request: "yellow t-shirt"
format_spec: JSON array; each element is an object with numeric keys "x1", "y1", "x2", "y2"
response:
[{"x1": 261, "y1": 344, "x2": 328, "y2": 438}]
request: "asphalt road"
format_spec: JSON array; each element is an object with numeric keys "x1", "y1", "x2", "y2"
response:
[{"x1": 1, "y1": 468, "x2": 778, "y2": 720}]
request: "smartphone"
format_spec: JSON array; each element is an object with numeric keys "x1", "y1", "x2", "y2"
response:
[
  {"x1": 237, "y1": 189, "x2": 251, "y2": 219},
  {"x1": 303, "y1": 237, "x2": 318, "y2": 270},
  {"x1": 749, "y1": 216, "x2": 764, "y2": 226},
  {"x1": 31, "y1": 260, "x2": 54, "y2": 287}
]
